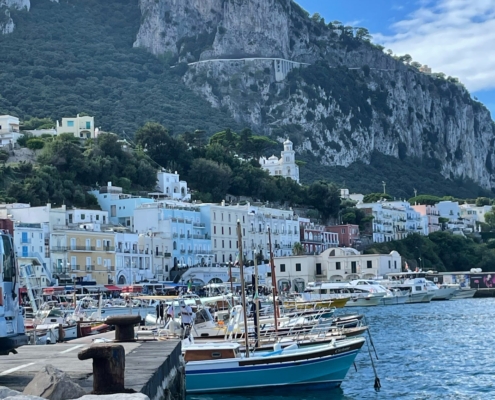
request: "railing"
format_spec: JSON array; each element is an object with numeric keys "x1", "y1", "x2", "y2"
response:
[
  {"x1": 20, "y1": 238, "x2": 31, "y2": 244},
  {"x1": 180, "y1": 249, "x2": 186, "y2": 253},
  {"x1": 193, "y1": 222, "x2": 205, "y2": 228},
  {"x1": 180, "y1": 234, "x2": 185, "y2": 238},
  {"x1": 51, "y1": 246, "x2": 68, "y2": 252},
  {"x1": 173, "y1": 233, "x2": 178, "y2": 238},
  {"x1": 107, "y1": 265, "x2": 115, "y2": 271},
  {"x1": 71, "y1": 246, "x2": 96, "y2": 251},
  {"x1": 86, "y1": 265, "x2": 95, "y2": 271},
  {"x1": 155, "y1": 251, "x2": 163, "y2": 256},
  {"x1": 194, "y1": 250, "x2": 212, "y2": 254},
  {"x1": 104, "y1": 246, "x2": 115, "y2": 252},
  {"x1": 71, "y1": 265, "x2": 81, "y2": 271}
]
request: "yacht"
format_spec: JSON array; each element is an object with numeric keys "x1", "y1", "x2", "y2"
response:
[
  {"x1": 381, "y1": 275, "x2": 435, "y2": 303},
  {"x1": 424, "y1": 280, "x2": 458, "y2": 300},
  {"x1": 303, "y1": 282, "x2": 381, "y2": 307}
]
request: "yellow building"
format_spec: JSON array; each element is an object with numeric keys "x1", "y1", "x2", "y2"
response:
[
  {"x1": 51, "y1": 228, "x2": 116, "y2": 285},
  {"x1": 56, "y1": 114, "x2": 95, "y2": 139}
]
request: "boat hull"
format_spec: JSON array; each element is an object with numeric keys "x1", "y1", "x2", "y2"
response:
[
  {"x1": 186, "y1": 339, "x2": 364, "y2": 394},
  {"x1": 451, "y1": 288, "x2": 477, "y2": 299},
  {"x1": 431, "y1": 287, "x2": 458, "y2": 301},
  {"x1": 344, "y1": 296, "x2": 381, "y2": 307},
  {"x1": 380, "y1": 295, "x2": 408, "y2": 305}
]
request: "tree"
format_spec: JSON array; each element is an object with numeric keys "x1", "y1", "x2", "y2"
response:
[
  {"x1": 485, "y1": 212, "x2": 495, "y2": 230},
  {"x1": 408, "y1": 195, "x2": 442, "y2": 206},
  {"x1": 134, "y1": 122, "x2": 172, "y2": 167},
  {"x1": 475, "y1": 197, "x2": 491, "y2": 207},
  {"x1": 363, "y1": 193, "x2": 393, "y2": 203},
  {"x1": 307, "y1": 181, "x2": 340, "y2": 222},
  {"x1": 97, "y1": 133, "x2": 123, "y2": 159},
  {"x1": 26, "y1": 138, "x2": 45, "y2": 150},
  {"x1": 355, "y1": 27, "x2": 372, "y2": 42},
  {"x1": 292, "y1": 242, "x2": 305, "y2": 255},
  {"x1": 410, "y1": 61, "x2": 422, "y2": 69},
  {"x1": 187, "y1": 158, "x2": 232, "y2": 202}
]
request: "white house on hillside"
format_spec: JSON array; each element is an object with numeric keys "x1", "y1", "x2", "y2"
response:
[
  {"x1": 259, "y1": 139, "x2": 299, "y2": 183},
  {"x1": 156, "y1": 170, "x2": 191, "y2": 201},
  {"x1": 0, "y1": 115, "x2": 21, "y2": 148},
  {"x1": 56, "y1": 114, "x2": 95, "y2": 139}
]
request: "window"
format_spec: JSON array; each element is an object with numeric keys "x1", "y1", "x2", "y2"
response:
[
  {"x1": 316, "y1": 263, "x2": 322, "y2": 275},
  {"x1": 243, "y1": 228, "x2": 245, "y2": 236},
  {"x1": 96, "y1": 215, "x2": 100, "y2": 221},
  {"x1": 214, "y1": 212, "x2": 216, "y2": 221},
  {"x1": 296, "y1": 263, "x2": 301, "y2": 272},
  {"x1": 81, "y1": 214, "x2": 85, "y2": 220},
  {"x1": 388, "y1": 260, "x2": 391, "y2": 269},
  {"x1": 97, "y1": 257, "x2": 102, "y2": 265},
  {"x1": 394, "y1": 260, "x2": 397, "y2": 269},
  {"x1": 86, "y1": 121, "x2": 91, "y2": 129},
  {"x1": 367, "y1": 260, "x2": 372, "y2": 269},
  {"x1": 336, "y1": 262, "x2": 341, "y2": 270},
  {"x1": 222, "y1": 227, "x2": 224, "y2": 235},
  {"x1": 214, "y1": 226, "x2": 216, "y2": 234},
  {"x1": 228, "y1": 214, "x2": 231, "y2": 222},
  {"x1": 222, "y1": 240, "x2": 224, "y2": 248},
  {"x1": 214, "y1": 239, "x2": 217, "y2": 248},
  {"x1": 96, "y1": 240, "x2": 101, "y2": 248},
  {"x1": 67, "y1": 120, "x2": 74, "y2": 127},
  {"x1": 280, "y1": 264, "x2": 286, "y2": 272},
  {"x1": 229, "y1": 227, "x2": 231, "y2": 235},
  {"x1": 229, "y1": 241, "x2": 232, "y2": 249}
]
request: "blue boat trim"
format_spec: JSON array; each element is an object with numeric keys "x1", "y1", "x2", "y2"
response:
[
  {"x1": 186, "y1": 379, "x2": 343, "y2": 393},
  {"x1": 186, "y1": 350, "x2": 359, "y2": 375}
]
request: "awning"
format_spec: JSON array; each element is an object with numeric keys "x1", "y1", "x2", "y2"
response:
[
  {"x1": 104, "y1": 285, "x2": 122, "y2": 291},
  {"x1": 84, "y1": 286, "x2": 109, "y2": 292},
  {"x1": 43, "y1": 287, "x2": 66, "y2": 295}
]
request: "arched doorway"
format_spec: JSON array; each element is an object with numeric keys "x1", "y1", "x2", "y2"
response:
[
  {"x1": 292, "y1": 278, "x2": 305, "y2": 293},
  {"x1": 363, "y1": 273, "x2": 376, "y2": 279},
  {"x1": 346, "y1": 274, "x2": 359, "y2": 281},
  {"x1": 329, "y1": 275, "x2": 343, "y2": 282},
  {"x1": 208, "y1": 278, "x2": 223, "y2": 284},
  {"x1": 118, "y1": 275, "x2": 126, "y2": 284},
  {"x1": 278, "y1": 279, "x2": 291, "y2": 293}
]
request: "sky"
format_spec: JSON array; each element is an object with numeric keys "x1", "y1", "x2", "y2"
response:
[{"x1": 296, "y1": 0, "x2": 495, "y2": 119}]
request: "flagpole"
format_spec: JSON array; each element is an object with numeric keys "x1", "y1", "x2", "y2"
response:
[
  {"x1": 268, "y1": 227, "x2": 279, "y2": 333},
  {"x1": 236, "y1": 220, "x2": 250, "y2": 358}
]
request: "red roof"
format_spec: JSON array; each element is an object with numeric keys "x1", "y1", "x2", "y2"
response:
[{"x1": 104, "y1": 285, "x2": 122, "y2": 291}]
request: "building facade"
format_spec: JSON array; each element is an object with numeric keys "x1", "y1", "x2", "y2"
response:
[
  {"x1": 56, "y1": 114, "x2": 95, "y2": 139},
  {"x1": 259, "y1": 139, "x2": 300, "y2": 183},
  {"x1": 299, "y1": 218, "x2": 339, "y2": 254},
  {"x1": 325, "y1": 224, "x2": 360, "y2": 248},
  {"x1": 0, "y1": 115, "x2": 21, "y2": 147},
  {"x1": 412, "y1": 204, "x2": 441, "y2": 234},
  {"x1": 156, "y1": 170, "x2": 191, "y2": 202},
  {"x1": 273, "y1": 248, "x2": 402, "y2": 291}
]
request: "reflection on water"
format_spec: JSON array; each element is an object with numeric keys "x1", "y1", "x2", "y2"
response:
[{"x1": 188, "y1": 298, "x2": 495, "y2": 400}]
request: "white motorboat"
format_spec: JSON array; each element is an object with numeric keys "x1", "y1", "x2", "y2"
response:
[
  {"x1": 380, "y1": 276, "x2": 434, "y2": 303},
  {"x1": 425, "y1": 281, "x2": 458, "y2": 300},
  {"x1": 448, "y1": 285, "x2": 477, "y2": 299},
  {"x1": 302, "y1": 282, "x2": 380, "y2": 307},
  {"x1": 380, "y1": 288, "x2": 409, "y2": 305}
]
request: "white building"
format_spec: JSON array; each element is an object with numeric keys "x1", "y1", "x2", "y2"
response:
[
  {"x1": 199, "y1": 202, "x2": 300, "y2": 265},
  {"x1": 274, "y1": 248, "x2": 402, "y2": 291},
  {"x1": 156, "y1": 170, "x2": 190, "y2": 201},
  {"x1": 114, "y1": 232, "x2": 154, "y2": 285},
  {"x1": 56, "y1": 114, "x2": 95, "y2": 139},
  {"x1": 0, "y1": 115, "x2": 21, "y2": 147},
  {"x1": 259, "y1": 139, "x2": 299, "y2": 183}
]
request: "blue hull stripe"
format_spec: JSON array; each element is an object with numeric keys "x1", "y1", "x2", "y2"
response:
[{"x1": 187, "y1": 350, "x2": 359, "y2": 375}]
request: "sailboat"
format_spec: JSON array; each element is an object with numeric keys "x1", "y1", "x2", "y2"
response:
[{"x1": 184, "y1": 222, "x2": 365, "y2": 394}]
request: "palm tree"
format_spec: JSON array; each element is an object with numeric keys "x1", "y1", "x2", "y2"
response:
[{"x1": 292, "y1": 242, "x2": 304, "y2": 256}]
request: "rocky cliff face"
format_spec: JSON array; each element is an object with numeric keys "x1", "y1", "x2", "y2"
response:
[
  {"x1": 0, "y1": 0, "x2": 29, "y2": 33},
  {"x1": 133, "y1": 0, "x2": 495, "y2": 191}
]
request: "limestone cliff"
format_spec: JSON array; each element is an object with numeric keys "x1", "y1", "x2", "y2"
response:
[
  {"x1": 134, "y1": 0, "x2": 495, "y2": 190},
  {"x1": 0, "y1": 0, "x2": 29, "y2": 33}
]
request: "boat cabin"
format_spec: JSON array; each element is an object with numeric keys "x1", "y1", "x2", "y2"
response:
[{"x1": 183, "y1": 343, "x2": 240, "y2": 362}]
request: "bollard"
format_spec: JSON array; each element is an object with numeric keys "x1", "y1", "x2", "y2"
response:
[
  {"x1": 106, "y1": 315, "x2": 142, "y2": 342},
  {"x1": 78, "y1": 343, "x2": 125, "y2": 394}
]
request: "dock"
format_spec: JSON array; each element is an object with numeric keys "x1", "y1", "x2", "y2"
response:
[{"x1": 0, "y1": 331, "x2": 183, "y2": 400}]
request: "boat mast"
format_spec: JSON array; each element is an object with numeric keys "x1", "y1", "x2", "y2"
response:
[
  {"x1": 254, "y1": 252, "x2": 260, "y2": 348},
  {"x1": 268, "y1": 227, "x2": 279, "y2": 332},
  {"x1": 236, "y1": 221, "x2": 250, "y2": 358}
]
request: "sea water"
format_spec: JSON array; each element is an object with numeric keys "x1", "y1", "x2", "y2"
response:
[{"x1": 187, "y1": 298, "x2": 495, "y2": 400}]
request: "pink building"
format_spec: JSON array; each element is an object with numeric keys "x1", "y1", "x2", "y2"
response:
[
  {"x1": 326, "y1": 224, "x2": 361, "y2": 248},
  {"x1": 412, "y1": 205, "x2": 440, "y2": 234}
]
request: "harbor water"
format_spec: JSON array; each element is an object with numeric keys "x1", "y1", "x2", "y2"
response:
[{"x1": 187, "y1": 298, "x2": 495, "y2": 400}]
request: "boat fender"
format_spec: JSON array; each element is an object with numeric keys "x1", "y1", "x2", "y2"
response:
[{"x1": 330, "y1": 338, "x2": 336, "y2": 347}]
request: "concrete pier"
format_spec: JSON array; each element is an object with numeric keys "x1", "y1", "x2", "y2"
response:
[{"x1": 0, "y1": 332, "x2": 184, "y2": 400}]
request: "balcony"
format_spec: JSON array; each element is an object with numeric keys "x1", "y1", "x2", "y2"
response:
[
  {"x1": 70, "y1": 265, "x2": 81, "y2": 271},
  {"x1": 70, "y1": 246, "x2": 96, "y2": 251},
  {"x1": 51, "y1": 246, "x2": 68, "y2": 252},
  {"x1": 85, "y1": 265, "x2": 95, "y2": 271},
  {"x1": 180, "y1": 249, "x2": 186, "y2": 254},
  {"x1": 180, "y1": 234, "x2": 186, "y2": 238},
  {"x1": 104, "y1": 246, "x2": 115, "y2": 252},
  {"x1": 193, "y1": 222, "x2": 206, "y2": 228},
  {"x1": 107, "y1": 265, "x2": 115, "y2": 272},
  {"x1": 194, "y1": 250, "x2": 212, "y2": 255},
  {"x1": 155, "y1": 251, "x2": 163, "y2": 256},
  {"x1": 53, "y1": 267, "x2": 69, "y2": 274},
  {"x1": 20, "y1": 238, "x2": 31, "y2": 244},
  {"x1": 173, "y1": 233, "x2": 178, "y2": 238},
  {"x1": 188, "y1": 249, "x2": 193, "y2": 253}
]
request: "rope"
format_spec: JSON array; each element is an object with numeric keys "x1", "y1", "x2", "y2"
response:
[{"x1": 366, "y1": 337, "x2": 381, "y2": 392}]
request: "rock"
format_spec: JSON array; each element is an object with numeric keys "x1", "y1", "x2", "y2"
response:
[
  {"x1": 4, "y1": 396, "x2": 45, "y2": 400},
  {"x1": 22, "y1": 364, "x2": 87, "y2": 400},
  {"x1": 0, "y1": 386, "x2": 23, "y2": 397},
  {"x1": 75, "y1": 394, "x2": 150, "y2": 400}
]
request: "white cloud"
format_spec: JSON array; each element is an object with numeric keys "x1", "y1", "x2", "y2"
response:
[{"x1": 374, "y1": 0, "x2": 495, "y2": 92}]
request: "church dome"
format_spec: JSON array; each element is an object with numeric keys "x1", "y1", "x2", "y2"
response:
[
  {"x1": 268, "y1": 155, "x2": 278, "y2": 160},
  {"x1": 283, "y1": 138, "x2": 292, "y2": 145}
]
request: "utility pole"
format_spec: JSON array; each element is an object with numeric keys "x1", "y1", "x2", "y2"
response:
[
  {"x1": 268, "y1": 227, "x2": 279, "y2": 332},
  {"x1": 382, "y1": 181, "x2": 386, "y2": 194}
]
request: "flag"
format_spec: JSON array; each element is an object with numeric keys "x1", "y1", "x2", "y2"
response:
[
  {"x1": 234, "y1": 252, "x2": 240, "y2": 266},
  {"x1": 187, "y1": 280, "x2": 192, "y2": 292}
]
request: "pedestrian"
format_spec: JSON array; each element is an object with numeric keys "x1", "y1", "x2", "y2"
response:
[
  {"x1": 179, "y1": 300, "x2": 193, "y2": 338},
  {"x1": 159, "y1": 301, "x2": 165, "y2": 324},
  {"x1": 155, "y1": 302, "x2": 160, "y2": 323}
]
